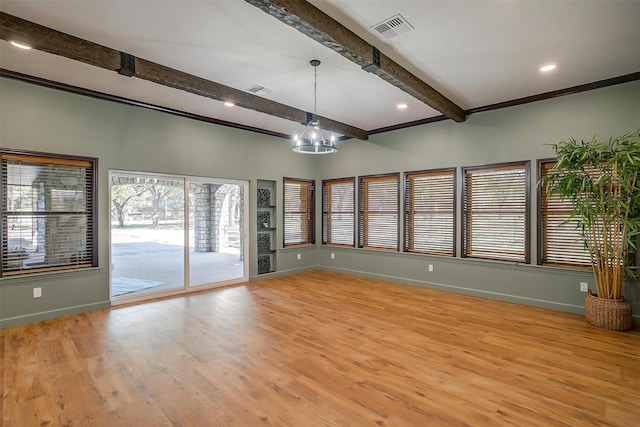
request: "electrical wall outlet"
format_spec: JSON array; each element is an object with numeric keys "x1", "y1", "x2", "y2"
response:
[
  {"x1": 33, "y1": 287, "x2": 42, "y2": 298},
  {"x1": 331, "y1": 253, "x2": 335, "y2": 259},
  {"x1": 580, "y1": 282, "x2": 588, "y2": 292},
  {"x1": 297, "y1": 253, "x2": 301, "y2": 260},
  {"x1": 428, "y1": 264, "x2": 433, "y2": 272}
]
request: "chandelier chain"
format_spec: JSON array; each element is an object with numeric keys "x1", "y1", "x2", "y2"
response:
[{"x1": 313, "y1": 65, "x2": 318, "y2": 115}]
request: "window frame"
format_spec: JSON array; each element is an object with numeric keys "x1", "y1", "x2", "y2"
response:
[
  {"x1": 1, "y1": 149, "x2": 98, "y2": 277},
  {"x1": 322, "y1": 177, "x2": 356, "y2": 247},
  {"x1": 404, "y1": 168, "x2": 457, "y2": 256},
  {"x1": 537, "y1": 158, "x2": 593, "y2": 268},
  {"x1": 358, "y1": 173, "x2": 400, "y2": 251},
  {"x1": 283, "y1": 177, "x2": 315, "y2": 247},
  {"x1": 462, "y1": 160, "x2": 530, "y2": 263}
]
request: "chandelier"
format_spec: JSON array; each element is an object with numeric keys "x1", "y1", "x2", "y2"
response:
[{"x1": 293, "y1": 59, "x2": 337, "y2": 154}]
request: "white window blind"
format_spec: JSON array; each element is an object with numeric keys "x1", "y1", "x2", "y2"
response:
[
  {"x1": 539, "y1": 160, "x2": 593, "y2": 267},
  {"x1": 284, "y1": 178, "x2": 314, "y2": 247},
  {"x1": 322, "y1": 178, "x2": 355, "y2": 246},
  {"x1": 359, "y1": 174, "x2": 399, "y2": 251},
  {"x1": 1, "y1": 152, "x2": 96, "y2": 276},
  {"x1": 463, "y1": 162, "x2": 529, "y2": 262},
  {"x1": 405, "y1": 169, "x2": 455, "y2": 256}
]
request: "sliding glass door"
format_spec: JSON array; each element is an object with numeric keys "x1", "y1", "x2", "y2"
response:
[
  {"x1": 188, "y1": 181, "x2": 244, "y2": 287},
  {"x1": 110, "y1": 172, "x2": 247, "y2": 301}
]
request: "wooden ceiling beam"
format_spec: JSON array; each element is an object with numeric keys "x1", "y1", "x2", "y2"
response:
[
  {"x1": 0, "y1": 12, "x2": 120, "y2": 71},
  {"x1": 133, "y1": 58, "x2": 368, "y2": 139},
  {"x1": 0, "y1": 12, "x2": 368, "y2": 140},
  {"x1": 245, "y1": 0, "x2": 466, "y2": 123}
]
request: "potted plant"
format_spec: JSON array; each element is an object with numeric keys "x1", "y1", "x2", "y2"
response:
[{"x1": 542, "y1": 129, "x2": 640, "y2": 331}]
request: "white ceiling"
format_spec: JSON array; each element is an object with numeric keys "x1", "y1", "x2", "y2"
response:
[{"x1": 1, "y1": 0, "x2": 639, "y2": 139}]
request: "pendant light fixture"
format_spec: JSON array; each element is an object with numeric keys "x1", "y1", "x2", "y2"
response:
[{"x1": 293, "y1": 59, "x2": 337, "y2": 154}]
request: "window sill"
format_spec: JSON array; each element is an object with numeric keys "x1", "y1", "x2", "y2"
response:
[{"x1": 282, "y1": 244, "x2": 315, "y2": 250}]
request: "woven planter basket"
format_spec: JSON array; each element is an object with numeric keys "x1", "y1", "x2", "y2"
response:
[{"x1": 585, "y1": 290, "x2": 633, "y2": 331}]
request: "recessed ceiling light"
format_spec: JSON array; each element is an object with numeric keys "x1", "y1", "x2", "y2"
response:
[
  {"x1": 10, "y1": 41, "x2": 32, "y2": 50},
  {"x1": 540, "y1": 64, "x2": 556, "y2": 72},
  {"x1": 223, "y1": 101, "x2": 235, "y2": 107},
  {"x1": 397, "y1": 103, "x2": 408, "y2": 109}
]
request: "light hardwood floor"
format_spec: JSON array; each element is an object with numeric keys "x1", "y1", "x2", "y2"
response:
[{"x1": 2, "y1": 270, "x2": 639, "y2": 426}]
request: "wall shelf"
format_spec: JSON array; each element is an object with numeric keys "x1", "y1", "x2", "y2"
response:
[
  {"x1": 257, "y1": 179, "x2": 276, "y2": 274},
  {"x1": 257, "y1": 249, "x2": 277, "y2": 255}
]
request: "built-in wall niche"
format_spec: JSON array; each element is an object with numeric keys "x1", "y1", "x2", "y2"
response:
[
  {"x1": 257, "y1": 254, "x2": 273, "y2": 275},
  {"x1": 257, "y1": 179, "x2": 276, "y2": 274}
]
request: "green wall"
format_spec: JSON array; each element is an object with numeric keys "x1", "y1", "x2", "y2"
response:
[
  {"x1": 1, "y1": 77, "x2": 638, "y2": 327},
  {"x1": 0, "y1": 78, "x2": 318, "y2": 328},
  {"x1": 318, "y1": 80, "x2": 640, "y2": 318}
]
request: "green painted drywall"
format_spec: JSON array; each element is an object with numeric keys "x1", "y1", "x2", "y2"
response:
[
  {"x1": 0, "y1": 77, "x2": 318, "y2": 327},
  {"x1": 317, "y1": 80, "x2": 640, "y2": 318},
  {"x1": 320, "y1": 81, "x2": 639, "y2": 176},
  {"x1": 1, "y1": 76, "x2": 638, "y2": 328}
]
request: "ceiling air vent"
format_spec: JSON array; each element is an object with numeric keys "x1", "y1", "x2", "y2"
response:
[
  {"x1": 370, "y1": 14, "x2": 414, "y2": 39},
  {"x1": 246, "y1": 84, "x2": 274, "y2": 96}
]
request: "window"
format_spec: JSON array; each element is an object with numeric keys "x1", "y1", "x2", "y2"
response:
[
  {"x1": 359, "y1": 174, "x2": 399, "y2": 251},
  {"x1": 322, "y1": 178, "x2": 355, "y2": 246},
  {"x1": 284, "y1": 178, "x2": 314, "y2": 247},
  {"x1": 1, "y1": 151, "x2": 97, "y2": 276},
  {"x1": 538, "y1": 160, "x2": 592, "y2": 267},
  {"x1": 404, "y1": 169, "x2": 456, "y2": 256},
  {"x1": 462, "y1": 161, "x2": 529, "y2": 263}
]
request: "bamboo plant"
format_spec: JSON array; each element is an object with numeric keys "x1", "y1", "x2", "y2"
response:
[{"x1": 542, "y1": 130, "x2": 640, "y2": 300}]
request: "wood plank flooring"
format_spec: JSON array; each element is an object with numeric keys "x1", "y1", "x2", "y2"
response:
[{"x1": 2, "y1": 270, "x2": 639, "y2": 426}]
